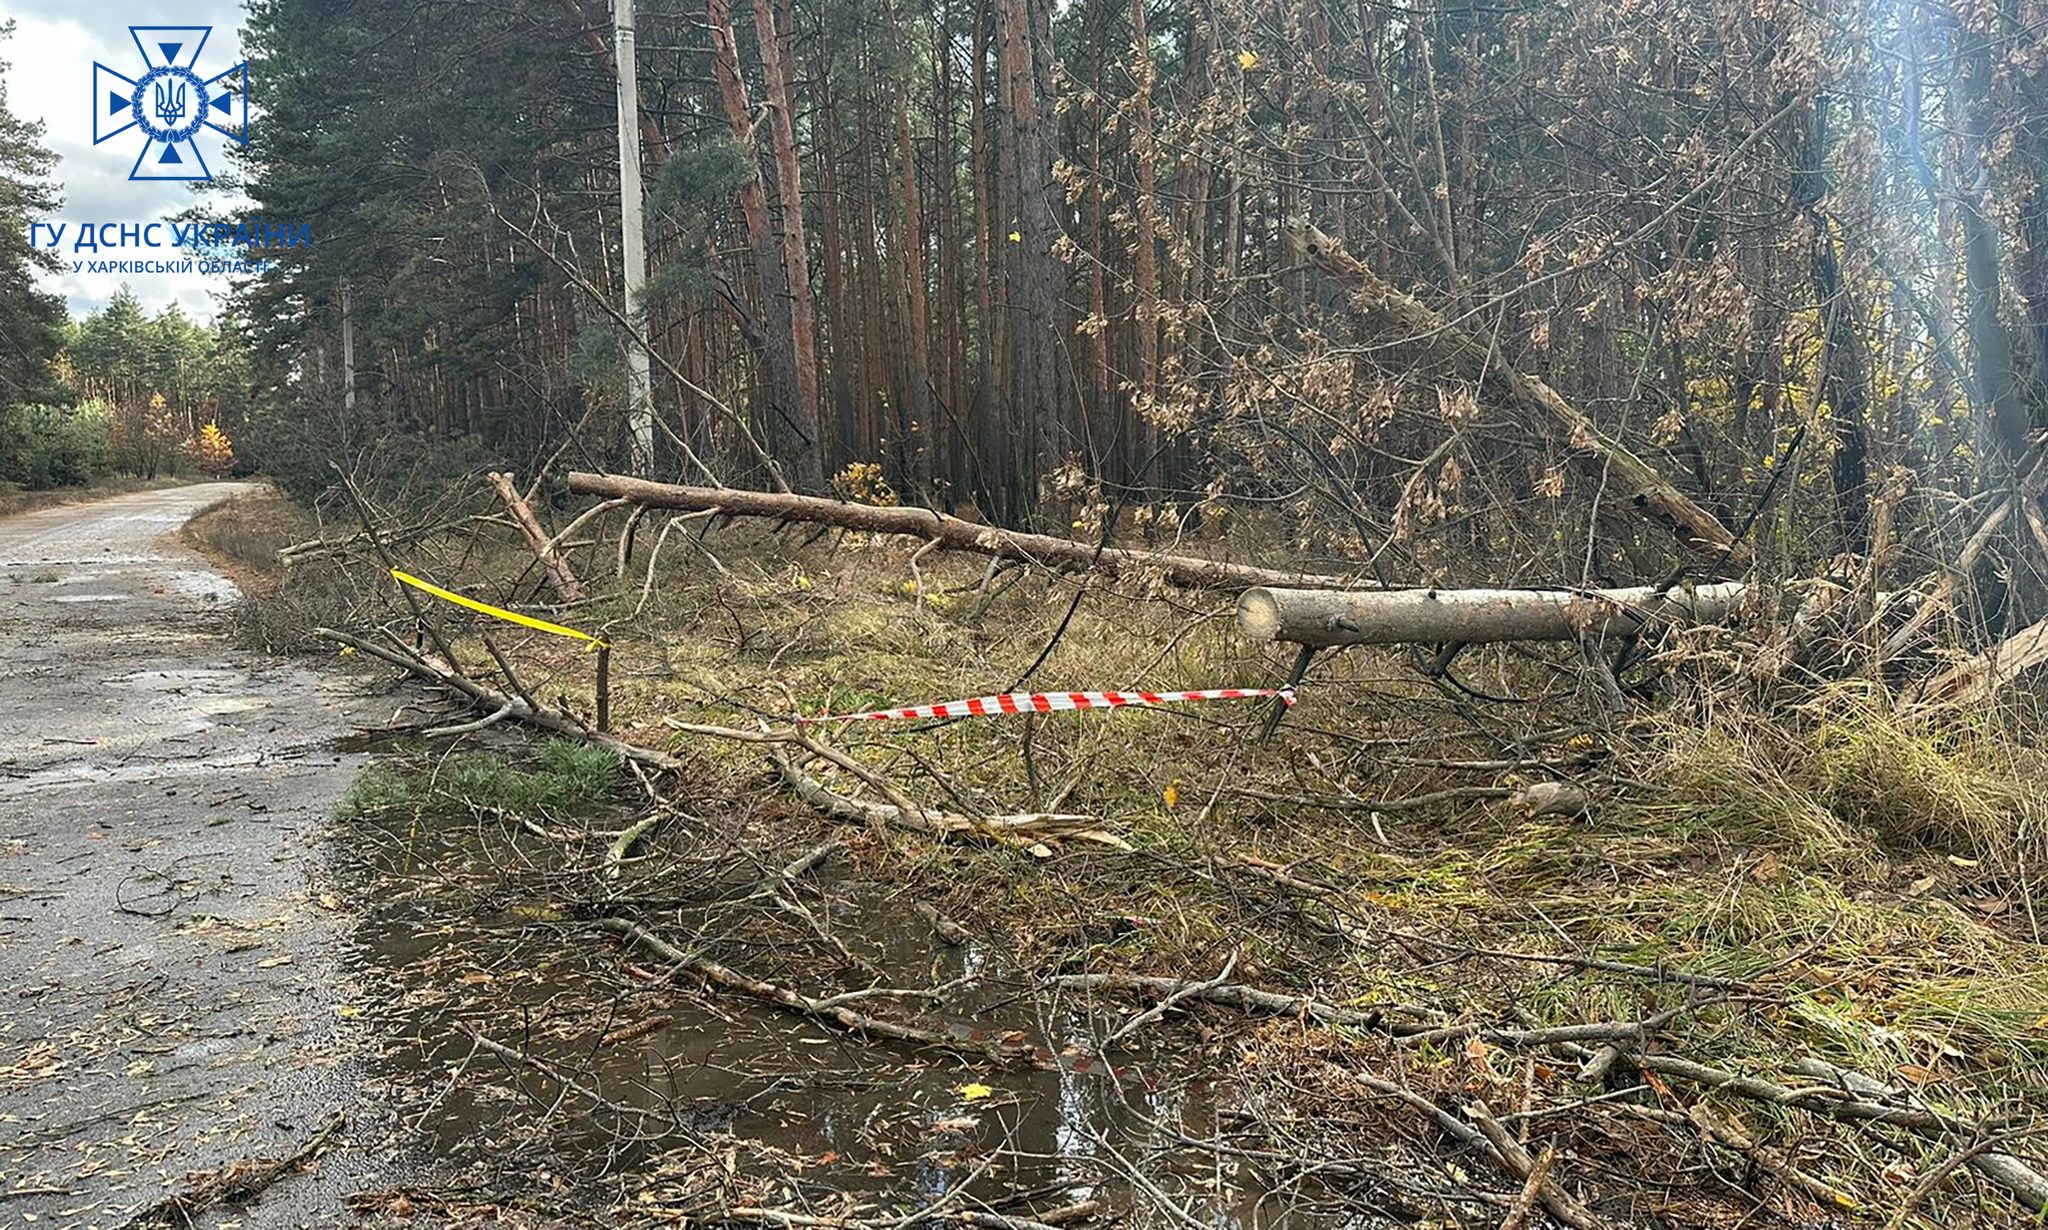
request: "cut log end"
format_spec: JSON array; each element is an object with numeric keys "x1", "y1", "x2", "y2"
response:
[{"x1": 1237, "y1": 587, "x2": 1287, "y2": 643}]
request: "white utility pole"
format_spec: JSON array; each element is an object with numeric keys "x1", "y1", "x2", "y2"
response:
[
  {"x1": 339, "y1": 282, "x2": 357, "y2": 412},
  {"x1": 613, "y1": 0, "x2": 655, "y2": 471}
]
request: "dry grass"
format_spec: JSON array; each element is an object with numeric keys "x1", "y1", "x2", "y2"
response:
[
  {"x1": 0, "y1": 473, "x2": 186, "y2": 521},
  {"x1": 182, "y1": 486, "x2": 393, "y2": 651},
  {"x1": 181, "y1": 485, "x2": 317, "y2": 588}
]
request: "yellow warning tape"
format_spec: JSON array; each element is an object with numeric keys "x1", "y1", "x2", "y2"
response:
[{"x1": 390, "y1": 569, "x2": 608, "y2": 649}]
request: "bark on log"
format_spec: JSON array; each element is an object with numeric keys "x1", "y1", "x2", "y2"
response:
[
  {"x1": 1237, "y1": 582, "x2": 1747, "y2": 647},
  {"x1": 488, "y1": 471, "x2": 583, "y2": 602},
  {"x1": 1910, "y1": 614, "x2": 2048, "y2": 707},
  {"x1": 1285, "y1": 219, "x2": 1741, "y2": 565},
  {"x1": 567, "y1": 472, "x2": 1366, "y2": 592}
]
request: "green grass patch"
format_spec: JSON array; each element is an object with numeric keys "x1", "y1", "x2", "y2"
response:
[{"x1": 342, "y1": 738, "x2": 620, "y2": 819}]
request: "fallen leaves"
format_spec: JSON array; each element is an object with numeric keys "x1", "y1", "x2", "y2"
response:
[{"x1": 0, "y1": 1042, "x2": 65, "y2": 1084}]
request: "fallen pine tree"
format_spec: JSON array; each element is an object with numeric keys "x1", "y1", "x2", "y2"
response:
[
  {"x1": 566, "y1": 472, "x2": 1370, "y2": 592},
  {"x1": 1237, "y1": 581, "x2": 1749, "y2": 647},
  {"x1": 291, "y1": 479, "x2": 2048, "y2": 1227}
]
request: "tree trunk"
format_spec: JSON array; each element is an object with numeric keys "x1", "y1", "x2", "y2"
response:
[
  {"x1": 1792, "y1": 91, "x2": 1873, "y2": 557},
  {"x1": 931, "y1": 18, "x2": 967, "y2": 493},
  {"x1": 969, "y1": 0, "x2": 1003, "y2": 511},
  {"x1": 1957, "y1": 20, "x2": 2032, "y2": 461},
  {"x1": 749, "y1": 0, "x2": 827, "y2": 490},
  {"x1": 567, "y1": 471, "x2": 1365, "y2": 591},
  {"x1": 1127, "y1": 0, "x2": 1159, "y2": 407},
  {"x1": 1812, "y1": 235, "x2": 1874, "y2": 557},
  {"x1": 815, "y1": 68, "x2": 859, "y2": 461},
  {"x1": 706, "y1": 0, "x2": 802, "y2": 463},
  {"x1": 888, "y1": 12, "x2": 937, "y2": 497},
  {"x1": 1237, "y1": 582, "x2": 1748, "y2": 647},
  {"x1": 991, "y1": 0, "x2": 1072, "y2": 518}
]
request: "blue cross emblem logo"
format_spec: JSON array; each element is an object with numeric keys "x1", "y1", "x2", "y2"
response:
[{"x1": 92, "y1": 27, "x2": 249, "y2": 182}]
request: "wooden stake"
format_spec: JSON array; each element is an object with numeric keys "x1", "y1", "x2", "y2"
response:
[{"x1": 1260, "y1": 643, "x2": 1315, "y2": 743}]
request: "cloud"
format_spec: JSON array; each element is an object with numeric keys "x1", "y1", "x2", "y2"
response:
[{"x1": 4, "y1": 2, "x2": 252, "y2": 321}]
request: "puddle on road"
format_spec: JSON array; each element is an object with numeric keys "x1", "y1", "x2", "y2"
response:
[
  {"x1": 328, "y1": 755, "x2": 1352, "y2": 1227},
  {"x1": 0, "y1": 554, "x2": 156, "y2": 568}
]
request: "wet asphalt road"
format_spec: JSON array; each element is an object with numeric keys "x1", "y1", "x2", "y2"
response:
[{"x1": 0, "y1": 486, "x2": 385, "y2": 1227}]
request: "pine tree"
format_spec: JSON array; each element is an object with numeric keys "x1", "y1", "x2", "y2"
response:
[{"x1": 0, "y1": 21, "x2": 69, "y2": 407}]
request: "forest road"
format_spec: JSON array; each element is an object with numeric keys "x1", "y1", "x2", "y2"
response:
[{"x1": 0, "y1": 485, "x2": 392, "y2": 1227}]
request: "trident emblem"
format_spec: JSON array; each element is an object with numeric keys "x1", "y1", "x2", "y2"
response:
[
  {"x1": 153, "y1": 80, "x2": 188, "y2": 128},
  {"x1": 92, "y1": 26, "x2": 250, "y2": 182}
]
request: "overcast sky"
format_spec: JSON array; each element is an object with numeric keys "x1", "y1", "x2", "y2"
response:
[{"x1": 5, "y1": 0, "x2": 252, "y2": 322}]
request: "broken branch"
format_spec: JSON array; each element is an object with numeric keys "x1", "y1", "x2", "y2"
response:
[
  {"x1": 487, "y1": 471, "x2": 584, "y2": 602},
  {"x1": 568, "y1": 473, "x2": 1369, "y2": 592}
]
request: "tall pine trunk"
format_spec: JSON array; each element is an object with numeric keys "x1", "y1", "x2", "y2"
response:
[
  {"x1": 750, "y1": 0, "x2": 827, "y2": 489},
  {"x1": 892, "y1": 56, "x2": 937, "y2": 496},
  {"x1": 992, "y1": 0, "x2": 1071, "y2": 519},
  {"x1": 706, "y1": 0, "x2": 802, "y2": 467}
]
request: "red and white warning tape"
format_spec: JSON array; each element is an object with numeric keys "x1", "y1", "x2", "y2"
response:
[{"x1": 801, "y1": 686, "x2": 1295, "y2": 724}]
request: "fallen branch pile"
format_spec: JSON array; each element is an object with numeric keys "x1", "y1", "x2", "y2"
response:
[
  {"x1": 314, "y1": 626, "x2": 680, "y2": 773},
  {"x1": 295, "y1": 468, "x2": 2048, "y2": 1228},
  {"x1": 1065, "y1": 969, "x2": 2048, "y2": 1217},
  {"x1": 663, "y1": 716, "x2": 1133, "y2": 855}
]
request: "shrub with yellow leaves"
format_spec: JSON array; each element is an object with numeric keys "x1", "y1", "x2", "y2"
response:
[
  {"x1": 184, "y1": 421, "x2": 238, "y2": 477},
  {"x1": 832, "y1": 461, "x2": 898, "y2": 506}
]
